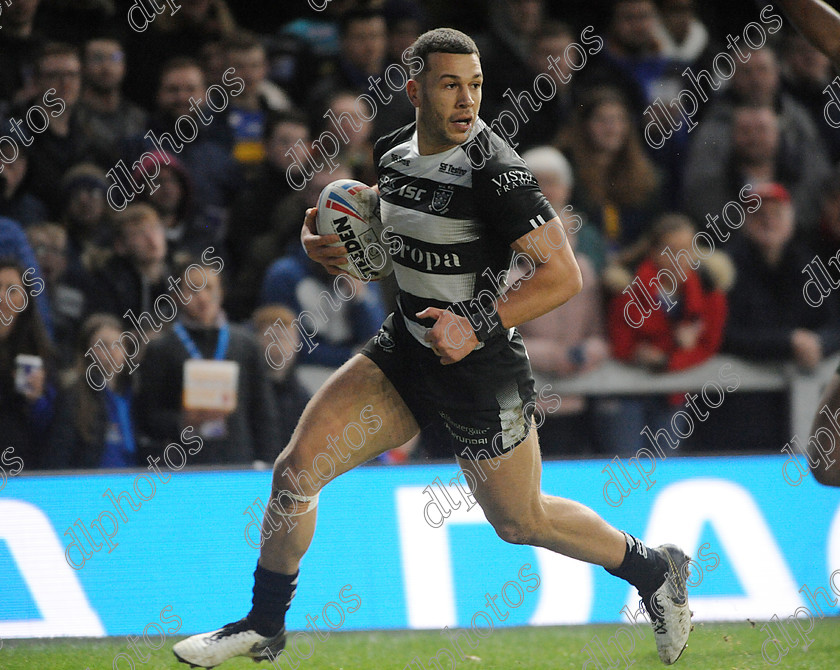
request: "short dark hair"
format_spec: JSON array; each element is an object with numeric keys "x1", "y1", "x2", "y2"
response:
[
  {"x1": 222, "y1": 30, "x2": 265, "y2": 56},
  {"x1": 264, "y1": 109, "x2": 310, "y2": 141},
  {"x1": 339, "y1": 8, "x2": 386, "y2": 37},
  {"x1": 36, "y1": 42, "x2": 80, "y2": 74},
  {"x1": 159, "y1": 56, "x2": 203, "y2": 82},
  {"x1": 408, "y1": 28, "x2": 480, "y2": 77}
]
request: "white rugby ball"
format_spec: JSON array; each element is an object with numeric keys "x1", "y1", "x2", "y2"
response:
[{"x1": 315, "y1": 179, "x2": 393, "y2": 281}]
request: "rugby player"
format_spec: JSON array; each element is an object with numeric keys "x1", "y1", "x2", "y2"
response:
[
  {"x1": 775, "y1": 0, "x2": 840, "y2": 485},
  {"x1": 776, "y1": 0, "x2": 840, "y2": 68},
  {"x1": 173, "y1": 28, "x2": 692, "y2": 667}
]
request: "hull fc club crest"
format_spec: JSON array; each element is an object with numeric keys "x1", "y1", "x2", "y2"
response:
[{"x1": 429, "y1": 185, "x2": 455, "y2": 215}]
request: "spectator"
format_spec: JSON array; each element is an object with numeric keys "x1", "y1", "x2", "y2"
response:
[
  {"x1": 600, "y1": 213, "x2": 731, "y2": 454},
  {"x1": 320, "y1": 90, "x2": 377, "y2": 186},
  {"x1": 48, "y1": 314, "x2": 139, "y2": 469},
  {"x1": 515, "y1": 146, "x2": 610, "y2": 454},
  {"x1": 123, "y1": 0, "x2": 238, "y2": 110},
  {"x1": 482, "y1": 21, "x2": 579, "y2": 153},
  {"x1": 812, "y1": 164, "x2": 840, "y2": 259},
  {"x1": 18, "y1": 42, "x2": 93, "y2": 218},
  {"x1": 226, "y1": 110, "x2": 311, "y2": 317},
  {"x1": 578, "y1": 0, "x2": 676, "y2": 114},
  {"x1": 223, "y1": 31, "x2": 293, "y2": 170},
  {"x1": 309, "y1": 8, "x2": 388, "y2": 112},
  {"x1": 136, "y1": 259, "x2": 281, "y2": 465},
  {"x1": 0, "y1": 0, "x2": 43, "y2": 113},
  {"x1": 252, "y1": 304, "x2": 310, "y2": 449},
  {"x1": 76, "y1": 37, "x2": 149, "y2": 167},
  {"x1": 383, "y1": 0, "x2": 427, "y2": 64},
  {"x1": 653, "y1": 0, "x2": 714, "y2": 67},
  {"x1": 684, "y1": 104, "x2": 830, "y2": 237},
  {"x1": 124, "y1": 57, "x2": 240, "y2": 212},
  {"x1": 722, "y1": 182, "x2": 840, "y2": 447},
  {"x1": 59, "y1": 163, "x2": 109, "y2": 272},
  {"x1": 559, "y1": 87, "x2": 662, "y2": 256},
  {"x1": 780, "y1": 30, "x2": 840, "y2": 162},
  {"x1": 88, "y1": 203, "x2": 171, "y2": 320},
  {"x1": 0, "y1": 257, "x2": 56, "y2": 469},
  {"x1": 477, "y1": 0, "x2": 544, "y2": 108},
  {"x1": 522, "y1": 145, "x2": 607, "y2": 272},
  {"x1": 0, "y1": 216, "x2": 52, "y2": 331},
  {"x1": 261, "y1": 244, "x2": 386, "y2": 368},
  {"x1": 0, "y1": 148, "x2": 48, "y2": 226},
  {"x1": 724, "y1": 182, "x2": 840, "y2": 367},
  {"x1": 683, "y1": 46, "x2": 831, "y2": 231},
  {"x1": 133, "y1": 150, "x2": 224, "y2": 257},
  {"x1": 26, "y1": 222, "x2": 88, "y2": 369}
]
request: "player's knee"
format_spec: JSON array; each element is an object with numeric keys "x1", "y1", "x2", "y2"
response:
[
  {"x1": 272, "y1": 453, "x2": 320, "y2": 497},
  {"x1": 491, "y1": 518, "x2": 538, "y2": 546}
]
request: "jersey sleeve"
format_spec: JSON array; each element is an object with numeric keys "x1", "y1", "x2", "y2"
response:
[{"x1": 472, "y1": 147, "x2": 558, "y2": 247}]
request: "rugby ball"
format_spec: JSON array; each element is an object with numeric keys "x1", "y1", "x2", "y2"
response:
[{"x1": 316, "y1": 179, "x2": 393, "y2": 281}]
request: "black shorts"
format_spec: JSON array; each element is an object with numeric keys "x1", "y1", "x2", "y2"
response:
[{"x1": 361, "y1": 312, "x2": 536, "y2": 460}]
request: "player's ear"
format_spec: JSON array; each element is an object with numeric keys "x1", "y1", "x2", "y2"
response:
[{"x1": 406, "y1": 78, "x2": 421, "y2": 108}]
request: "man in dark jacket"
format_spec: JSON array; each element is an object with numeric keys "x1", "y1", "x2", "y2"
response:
[{"x1": 135, "y1": 258, "x2": 281, "y2": 465}]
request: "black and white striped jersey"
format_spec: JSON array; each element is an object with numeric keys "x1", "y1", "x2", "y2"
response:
[{"x1": 373, "y1": 117, "x2": 557, "y2": 346}]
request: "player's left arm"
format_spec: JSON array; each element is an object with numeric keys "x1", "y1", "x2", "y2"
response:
[{"x1": 499, "y1": 220, "x2": 583, "y2": 326}]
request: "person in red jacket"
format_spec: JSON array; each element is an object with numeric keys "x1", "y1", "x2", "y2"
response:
[{"x1": 599, "y1": 213, "x2": 731, "y2": 454}]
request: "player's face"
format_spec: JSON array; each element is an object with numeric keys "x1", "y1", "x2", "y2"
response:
[{"x1": 412, "y1": 52, "x2": 482, "y2": 155}]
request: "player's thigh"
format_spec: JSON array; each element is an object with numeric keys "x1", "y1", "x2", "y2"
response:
[
  {"x1": 274, "y1": 353, "x2": 419, "y2": 492},
  {"x1": 455, "y1": 426, "x2": 543, "y2": 527}
]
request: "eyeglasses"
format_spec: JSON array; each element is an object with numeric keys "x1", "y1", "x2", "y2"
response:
[{"x1": 87, "y1": 52, "x2": 125, "y2": 64}]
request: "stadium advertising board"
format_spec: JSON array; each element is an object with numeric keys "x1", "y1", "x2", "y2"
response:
[{"x1": 1, "y1": 454, "x2": 838, "y2": 637}]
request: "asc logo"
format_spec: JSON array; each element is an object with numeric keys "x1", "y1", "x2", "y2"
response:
[{"x1": 429, "y1": 185, "x2": 455, "y2": 215}]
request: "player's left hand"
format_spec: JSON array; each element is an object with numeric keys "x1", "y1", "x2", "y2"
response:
[{"x1": 416, "y1": 307, "x2": 479, "y2": 365}]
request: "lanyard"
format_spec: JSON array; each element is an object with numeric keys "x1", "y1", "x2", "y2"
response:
[
  {"x1": 104, "y1": 386, "x2": 135, "y2": 455},
  {"x1": 173, "y1": 322, "x2": 229, "y2": 360}
]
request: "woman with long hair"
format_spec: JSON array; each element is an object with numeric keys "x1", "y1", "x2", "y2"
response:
[
  {"x1": 559, "y1": 87, "x2": 662, "y2": 257},
  {"x1": 48, "y1": 313, "x2": 139, "y2": 468},
  {"x1": 0, "y1": 258, "x2": 56, "y2": 469}
]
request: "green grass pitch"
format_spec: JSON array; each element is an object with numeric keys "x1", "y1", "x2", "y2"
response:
[{"x1": 3, "y1": 619, "x2": 839, "y2": 669}]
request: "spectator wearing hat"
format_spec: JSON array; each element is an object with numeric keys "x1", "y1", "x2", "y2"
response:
[
  {"x1": 59, "y1": 163, "x2": 109, "y2": 270},
  {"x1": 721, "y1": 181, "x2": 840, "y2": 447},
  {"x1": 725, "y1": 182, "x2": 840, "y2": 366},
  {"x1": 134, "y1": 150, "x2": 225, "y2": 258}
]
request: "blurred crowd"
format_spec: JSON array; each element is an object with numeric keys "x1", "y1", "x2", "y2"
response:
[{"x1": 1, "y1": 0, "x2": 839, "y2": 470}]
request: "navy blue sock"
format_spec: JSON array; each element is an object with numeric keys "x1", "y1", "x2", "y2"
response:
[
  {"x1": 605, "y1": 532, "x2": 669, "y2": 595},
  {"x1": 247, "y1": 564, "x2": 298, "y2": 636}
]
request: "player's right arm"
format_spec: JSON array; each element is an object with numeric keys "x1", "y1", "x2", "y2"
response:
[{"x1": 776, "y1": 0, "x2": 840, "y2": 68}]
